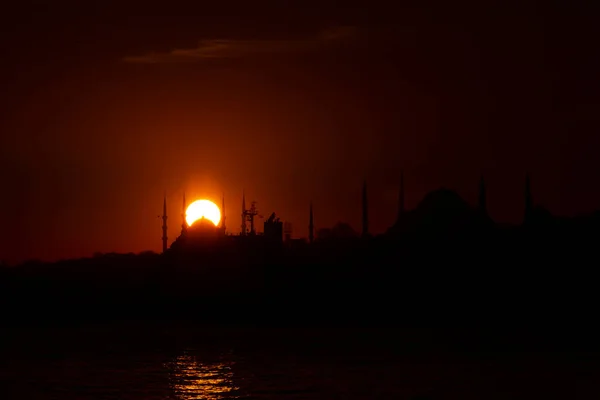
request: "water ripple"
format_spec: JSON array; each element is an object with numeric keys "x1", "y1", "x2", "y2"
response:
[{"x1": 164, "y1": 351, "x2": 245, "y2": 399}]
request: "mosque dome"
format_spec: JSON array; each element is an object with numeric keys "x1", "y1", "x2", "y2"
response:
[
  {"x1": 412, "y1": 188, "x2": 486, "y2": 235},
  {"x1": 186, "y1": 217, "x2": 220, "y2": 239},
  {"x1": 189, "y1": 217, "x2": 217, "y2": 229},
  {"x1": 415, "y1": 188, "x2": 472, "y2": 215}
]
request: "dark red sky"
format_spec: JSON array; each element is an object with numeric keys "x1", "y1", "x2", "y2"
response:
[{"x1": 1, "y1": 1, "x2": 599, "y2": 262}]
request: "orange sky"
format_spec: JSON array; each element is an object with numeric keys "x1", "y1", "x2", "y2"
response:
[{"x1": 1, "y1": 2, "x2": 599, "y2": 263}]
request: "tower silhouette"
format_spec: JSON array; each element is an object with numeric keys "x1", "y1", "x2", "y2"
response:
[
  {"x1": 221, "y1": 193, "x2": 226, "y2": 234},
  {"x1": 309, "y1": 202, "x2": 314, "y2": 244},
  {"x1": 398, "y1": 171, "x2": 405, "y2": 221},
  {"x1": 162, "y1": 194, "x2": 168, "y2": 253},
  {"x1": 478, "y1": 175, "x2": 487, "y2": 214},
  {"x1": 362, "y1": 180, "x2": 369, "y2": 237},
  {"x1": 181, "y1": 191, "x2": 187, "y2": 236}
]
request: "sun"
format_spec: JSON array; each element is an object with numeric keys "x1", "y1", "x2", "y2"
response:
[{"x1": 186, "y1": 199, "x2": 221, "y2": 227}]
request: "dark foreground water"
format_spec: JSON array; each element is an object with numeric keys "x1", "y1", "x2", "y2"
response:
[{"x1": 1, "y1": 323, "x2": 600, "y2": 399}]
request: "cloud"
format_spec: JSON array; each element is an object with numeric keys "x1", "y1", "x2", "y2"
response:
[{"x1": 123, "y1": 26, "x2": 358, "y2": 64}]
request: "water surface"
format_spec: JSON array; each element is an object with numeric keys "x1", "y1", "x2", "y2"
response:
[{"x1": 1, "y1": 324, "x2": 599, "y2": 399}]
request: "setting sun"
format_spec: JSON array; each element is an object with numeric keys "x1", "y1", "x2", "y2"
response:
[{"x1": 186, "y1": 199, "x2": 221, "y2": 227}]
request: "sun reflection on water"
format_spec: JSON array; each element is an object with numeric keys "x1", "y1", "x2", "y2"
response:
[{"x1": 164, "y1": 351, "x2": 243, "y2": 399}]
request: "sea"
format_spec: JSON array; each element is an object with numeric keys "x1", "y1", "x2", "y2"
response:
[{"x1": 0, "y1": 322, "x2": 599, "y2": 399}]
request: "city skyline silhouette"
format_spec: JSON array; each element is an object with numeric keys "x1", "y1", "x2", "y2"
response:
[{"x1": 155, "y1": 172, "x2": 581, "y2": 254}]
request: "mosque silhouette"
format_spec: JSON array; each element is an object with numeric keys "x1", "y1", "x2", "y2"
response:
[{"x1": 159, "y1": 172, "x2": 569, "y2": 257}]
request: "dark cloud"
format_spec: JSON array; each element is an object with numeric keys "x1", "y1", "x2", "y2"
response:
[{"x1": 123, "y1": 26, "x2": 358, "y2": 64}]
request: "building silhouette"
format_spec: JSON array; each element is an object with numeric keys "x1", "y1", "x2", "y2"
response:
[
  {"x1": 161, "y1": 172, "x2": 576, "y2": 253},
  {"x1": 166, "y1": 189, "x2": 287, "y2": 253},
  {"x1": 264, "y1": 213, "x2": 283, "y2": 242}
]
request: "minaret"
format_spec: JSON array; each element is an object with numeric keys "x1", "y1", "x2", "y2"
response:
[
  {"x1": 478, "y1": 175, "x2": 487, "y2": 214},
  {"x1": 241, "y1": 190, "x2": 246, "y2": 236},
  {"x1": 181, "y1": 191, "x2": 187, "y2": 236},
  {"x1": 398, "y1": 171, "x2": 405, "y2": 221},
  {"x1": 362, "y1": 180, "x2": 369, "y2": 237},
  {"x1": 308, "y1": 202, "x2": 314, "y2": 244},
  {"x1": 162, "y1": 193, "x2": 168, "y2": 253},
  {"x1": 221, "y1": 193, "x2": 226, "y2": 234}
]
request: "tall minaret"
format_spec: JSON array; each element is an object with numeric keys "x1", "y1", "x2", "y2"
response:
[
  {"x1": 362, "y1": 180, "x2": 369, "y2": 237},
  {"x1": 241, "y1": 190, "x2": 246, "y2": 236},
  {"x1": 308, "y1": 202, "x2": 314, "y2": 244},
  {"x1": 181, "y1": 191, "x2": 187, "y2": 236},
  {"x1": 478, "y1": 175, "x2": 487, "y2": 214},
  {"x1": 398, "y1": 171, "x2": 405, "y2": 221},
  {"x1": 221, "y1": 193, "x2": 226, "y2": 234},
  {"x1": 162, "y1": 193, "x2": 168, "y2": 253}
]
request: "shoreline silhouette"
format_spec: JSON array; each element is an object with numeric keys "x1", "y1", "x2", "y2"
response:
[{"x1": 2, "y1": 179, "x2": 598, "y2": 344}]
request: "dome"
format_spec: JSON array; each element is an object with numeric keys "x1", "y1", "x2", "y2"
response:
[
  {"x1": 186, "y1": 217, "x2": 220, "y2": 238},
  {"x1": 331, "y1": 222, "x2": 358, "y2": 238},
  {"x1": 412, "y1": 188, "x2": 487, "y2": 235},
  {"x1": 189, "y1": 217, "x2": 217, "y2": 229},
  {"x1": 415, "y1": 188, "x2": 471, "y2": 215}
]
